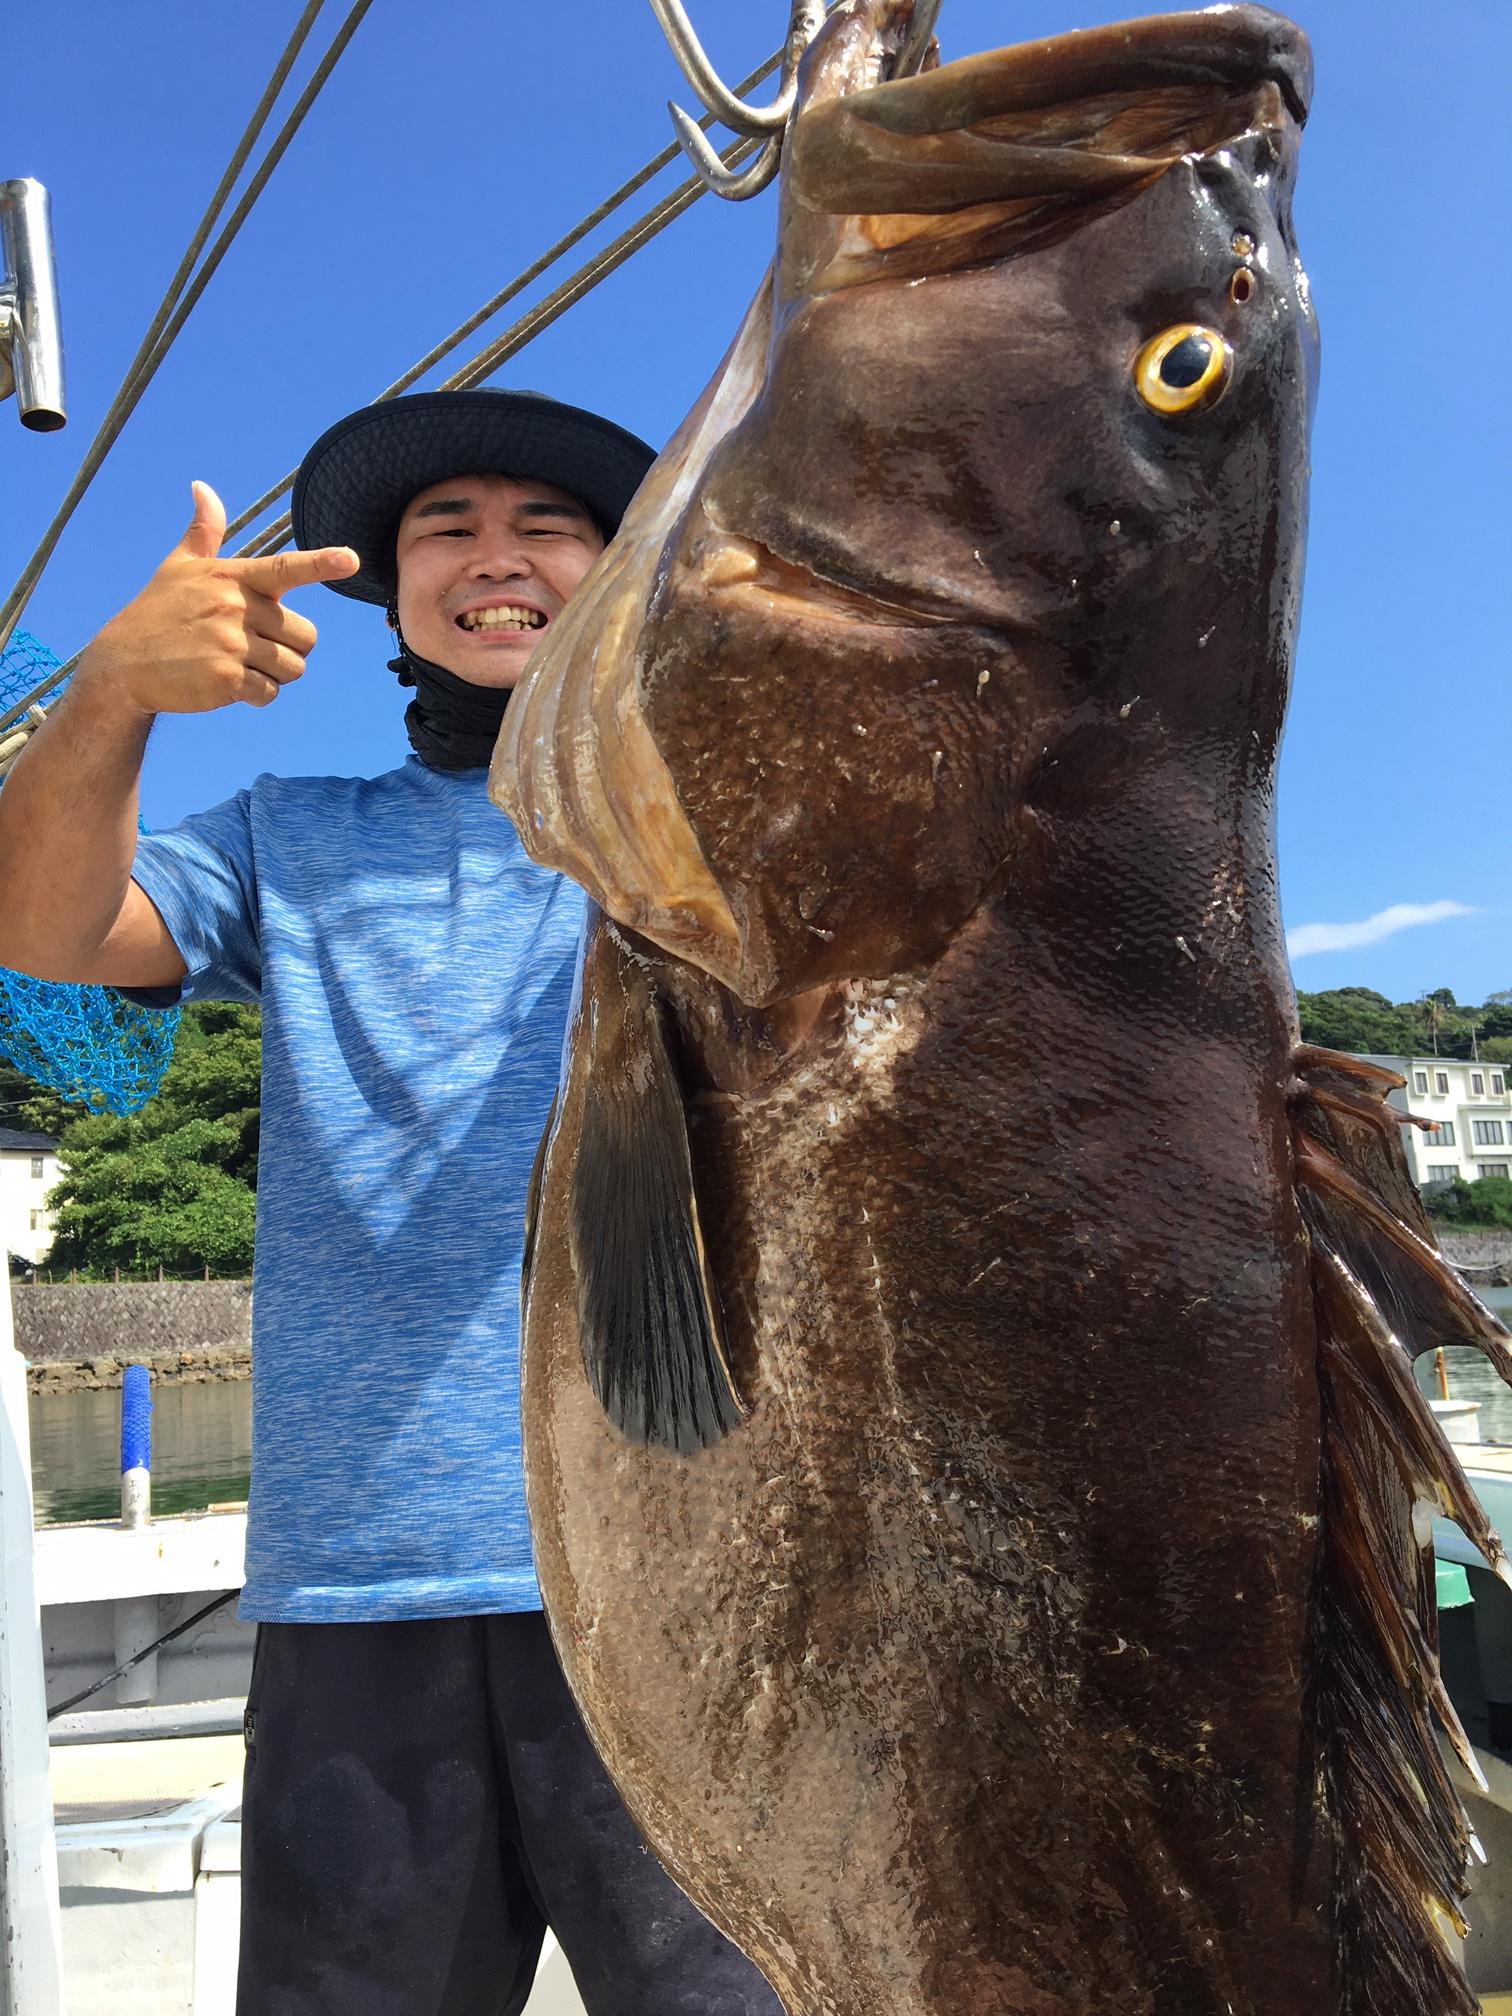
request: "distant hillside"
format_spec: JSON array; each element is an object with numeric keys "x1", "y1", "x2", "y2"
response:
[{"x1": 1295, "y1": 987, "x2": 1512, "y2": 1065}]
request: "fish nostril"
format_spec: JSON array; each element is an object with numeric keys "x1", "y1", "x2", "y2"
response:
[{"x1": 1229, "y1": 269, "x2": 1255, "y2": 306}]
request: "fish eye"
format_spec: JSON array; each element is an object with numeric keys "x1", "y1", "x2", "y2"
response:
[{"x1": 1134, "y1": 325, "x2": 1233, "y2": 417}]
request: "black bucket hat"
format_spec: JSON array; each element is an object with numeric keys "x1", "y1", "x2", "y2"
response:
[{"x1": 291, "y1": 388, "x2": 658, "y2": 606}]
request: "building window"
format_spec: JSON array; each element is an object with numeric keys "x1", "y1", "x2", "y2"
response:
[
  {"x1": 1472, "y1": 1120, "x2": 1506, "y2": 1146},
  {"x1": 1473, "y1": 1072, "x2": 1485, "y2": 1096},
  {"x1": 1413, "y1": 1070, "x2": 1429, "y2": 1095},
  {"x1": 1495, "y1": 1074, "x2": 1507, "y2": 1097},
  {"x1": 1480, "y1": 1164, "x2": 1511, "y2": 1181},
  {"x1": 29, "y1": 1155, "x2": 43, "y2": 1179},
  {"x1": 1425, "y1": 1164, "x2": 1459, "y2": 1184},
  {"x1": 1424, "y1": 1122, "x2": 1457, "y2": 1147},
  {"x1": 1436, "y1": 1072, "x2": 1450, "y2": 1096},
  {"x1": 28, "y1": 1209, "x2": 42, "y2": 1231}
]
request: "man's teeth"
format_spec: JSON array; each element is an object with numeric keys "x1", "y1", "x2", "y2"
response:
[{"x1": 459, "y1": 605, "x2": 546, "y2": 631}]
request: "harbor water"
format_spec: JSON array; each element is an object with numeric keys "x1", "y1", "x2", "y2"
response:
[
  {"x1": 29, "y1": 1378, "x2": 251, "y2": 1525},
  {"x1": 25, "y1": 1288, "x2": 1512, "y2": 1527},
  {"x1": 1416, "y1": 1283, "x2": 1512, "y2": 1442}
]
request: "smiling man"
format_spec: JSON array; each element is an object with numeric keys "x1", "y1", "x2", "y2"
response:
[{"x1": 0, "y1": 390, "x2": 784, "y2": 2016}]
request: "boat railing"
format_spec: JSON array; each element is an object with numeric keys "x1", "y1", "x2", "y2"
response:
[{"x1": 0, "y1": 1254, "x2": 66, "y2": 2015}]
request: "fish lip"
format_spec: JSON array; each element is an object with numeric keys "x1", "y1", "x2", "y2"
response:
[{"x1": 859, "y1": 6, "x2": 1313, "y2": 129}]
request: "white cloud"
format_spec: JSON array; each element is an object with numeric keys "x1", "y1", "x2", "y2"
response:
[{"x1": 1286, "y1": 900, "x2": 1475, "y2": 959}]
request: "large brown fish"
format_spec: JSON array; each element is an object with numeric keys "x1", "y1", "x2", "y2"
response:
[{"x1": 493, "y1": 5, "x2": 1512, "y2": 2010}]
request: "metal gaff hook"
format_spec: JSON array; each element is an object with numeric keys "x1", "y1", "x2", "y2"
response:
[
  {"x1": 651, "y1": 1, "x2": 825, "y2": 201},
  {"x1": 649, "y1": 0, "x2": 810, "y2": 135},
  {"x1": 667, "y1": 118, "x2": 785, "y2": 204}
]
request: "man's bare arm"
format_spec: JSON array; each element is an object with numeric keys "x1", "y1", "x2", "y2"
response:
[
  {"x1": 0, "y1": 675, "x2": 178, "y2": 985},
  {"x1": 0, "y1": 482, "x2": 357, "y2": 988}
]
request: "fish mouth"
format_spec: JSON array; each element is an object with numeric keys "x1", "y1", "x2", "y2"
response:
[
  {"x1": 792, "y1": 5, "x2": 1311, "y2": 221},
  {"x1": 694, "y1": 532, "x2": 963, "y2": 633},
  {"x1": 684, "y1": 512, "x2": 1052, "y2": 645}
]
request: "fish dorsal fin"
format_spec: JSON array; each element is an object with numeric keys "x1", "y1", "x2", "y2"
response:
[
  {"x1": 569, "y1": 923, "x2": 743, "y2": 1455},
  {"x1": 1293, "y1": 1046, "x2": 1512, "y2": 1376},
  {"x1": 1295, "y1": 1043, "x2": 1511, "y2": 2010}
]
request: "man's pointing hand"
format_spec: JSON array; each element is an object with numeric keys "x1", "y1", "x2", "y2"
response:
[{"x1": 77, "y1": 481, "x2": 360, "y2": 718}]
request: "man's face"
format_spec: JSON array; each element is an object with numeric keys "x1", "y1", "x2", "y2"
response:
[{"x1": 393, "y1": 473, "x2": 606, "y2": 688}]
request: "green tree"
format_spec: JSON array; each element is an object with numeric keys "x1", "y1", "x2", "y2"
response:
[
  {"x1": 1424, "y1": 1176, "x2": 1512, "y2": 1232},
  {"x1": 1412, "y1": 987, "x2": 1468, "y2": 1059},
  {"x1": 44, "y1": 1002, "x2": 261, "y2": 1278},
  {"x1": 1295, "y1": 988, "x2": 1418, "y2": 1056},
  {"x1": 0, "y1": 1049, "x2": 81, "y2": 1140}
]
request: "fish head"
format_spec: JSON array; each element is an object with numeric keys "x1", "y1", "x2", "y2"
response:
[{"x1": 494, "y1": 3, "x2": 1317, "y2": 1006}]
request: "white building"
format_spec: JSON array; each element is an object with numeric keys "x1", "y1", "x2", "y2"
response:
[
  {"x1": 1359, "y1": 1054, "x2": 1512, "y2": 1190},
  {"x1": 0, "y1": 1126, "x2": 61, "y2": 1265}
]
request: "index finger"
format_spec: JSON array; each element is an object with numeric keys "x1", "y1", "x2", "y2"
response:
[{"x1": 230, "y1": 544, "x2": 360, "y2": 601}]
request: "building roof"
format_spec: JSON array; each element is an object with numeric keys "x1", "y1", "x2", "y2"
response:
[
  {"x1": 1357, "y1": 1053, "x2": 1508, "y2": 1077},
  {"x1": 0, "y1": 1128, "x2": 58, "y2": 1153}
]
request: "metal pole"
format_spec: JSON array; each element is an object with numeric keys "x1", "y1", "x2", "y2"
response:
[
  {"x1": 0, "y1": 1266, "x2": 66, "y2": 2015},
  {"x1": 0, "y1": 180, "x2": 66, "y2": 431},
  {"x1": 115, "y1": 1366, "x2": 158, "y2": 1705}
]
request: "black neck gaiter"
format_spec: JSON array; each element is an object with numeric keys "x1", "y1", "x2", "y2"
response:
[{"x1": 388, "y1": 640, "x2": 511, "y2": 773}]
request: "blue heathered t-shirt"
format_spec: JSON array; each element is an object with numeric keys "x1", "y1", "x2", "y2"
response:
[{"x1": 128, "y1": 758, "x2": 584, "y2": 1622}]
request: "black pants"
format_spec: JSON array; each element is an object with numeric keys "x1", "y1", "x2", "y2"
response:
[{"x1": 237, "y1": 1612, "x2": 784, "y2": 2016}]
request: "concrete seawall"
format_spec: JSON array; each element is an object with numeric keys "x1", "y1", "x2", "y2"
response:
[
  {"x1": 1437, "y1": 1232, "x2": 1512, "y2": 1268},
  {"x1": 11, "y1": 1227, "x2": 1508, "y2": 1397},
  {"x1": 11, "y1": 1281, "x2": 252, "y2": 1393},
  {"x1": 1437, "y1": 1232, "x2": 1512, "y2": 1286}
]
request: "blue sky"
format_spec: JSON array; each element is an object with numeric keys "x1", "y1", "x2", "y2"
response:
[{"x1": 4, "y1": 0, "x2": 1508, "y2": 1005}]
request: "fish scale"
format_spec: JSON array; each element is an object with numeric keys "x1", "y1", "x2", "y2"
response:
[{"x1": 495, "y1": 3, "x2": 1510, "y2": 2011}]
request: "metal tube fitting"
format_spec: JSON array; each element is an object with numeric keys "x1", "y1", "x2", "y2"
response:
[{"x1": 0, "y1": 179, "x2": 66, "y2": 432}]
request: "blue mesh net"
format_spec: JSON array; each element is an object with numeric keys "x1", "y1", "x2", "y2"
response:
[{"x1": 0, "y1": 631, "x2": 179, "y2": 1114}]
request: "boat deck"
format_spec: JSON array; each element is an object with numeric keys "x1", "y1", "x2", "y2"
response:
[
  {"x1": 50, "y1": 1732, "x2": 588, "y2": 2015},
  {"x1": 51, "y1": 1732, "x2": 242, "y2": 1826}
]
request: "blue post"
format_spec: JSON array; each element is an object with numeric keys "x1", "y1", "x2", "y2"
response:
[{"x1": 120, "y1": 1362, "x2": 151, "y2": 1528}]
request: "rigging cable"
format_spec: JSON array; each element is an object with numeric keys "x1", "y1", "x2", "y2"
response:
[
  {"x1": 221, "y1": 42, "x2": 788, "y2": 549},
  {"x1": 236, "y1": 135, "x2": 763, "y2": 559},
  {"x1": 0, "y1": 0, "x2": 374, "y2": 662},
  {"x1": 0, "y1": 24, "x2": 808, "y2": 733}
]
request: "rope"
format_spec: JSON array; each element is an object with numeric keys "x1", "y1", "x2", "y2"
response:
[
  {"x1": 0, "y1": 0, "x2": 373, "y2": 662},
  {"x1": 46, "y1": 1588, "x2": 238, "y2": 1721}
]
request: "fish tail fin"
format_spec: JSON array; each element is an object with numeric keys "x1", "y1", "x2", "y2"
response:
[
  {"x1": 1296, "y1": 1047, "x2": 1505, "y2": 2014},
  {"x1": 569, "y1": 922, "x2": 744, "y2": 1455}
]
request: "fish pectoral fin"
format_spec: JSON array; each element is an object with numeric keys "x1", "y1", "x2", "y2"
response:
[
  {"x1": 568, "y1": 927, "x2": 743, "y2": 1455},
  {"x1": 522, "y1": 1089, "x2": 559, "y2": 1303}
]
